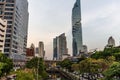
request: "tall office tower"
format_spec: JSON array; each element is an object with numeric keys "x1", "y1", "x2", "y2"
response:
[
  {"x1": 38, "y1": 41, "x2": 45, "y2": 58},
  {"x1": 53, "y1": 33, "x2": 68, "y2": 60},
  {"x1": 0, "y1": 0, "x2": 29, "y2": 57},
  {"x1": 0, "y1": 18, "x2": 7, "y2": 53},
  {"x1": 107, "y1": 36, "x2": 115, "y2": 47},
  {"x1": 72, "y1": 0, "x2": 83, "y2": 56}
]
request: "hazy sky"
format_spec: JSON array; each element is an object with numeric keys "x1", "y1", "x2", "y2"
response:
[{"x1": 28, "y1": 0, "x2": 120, "y2": 59}]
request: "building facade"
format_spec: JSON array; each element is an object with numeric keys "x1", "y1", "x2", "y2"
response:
[
  {"x1": 72, "y1": 0, "x2": 83, "y2": 56},
  {"x1": 38, "y1": 41, "x2": 45, "y2": 58},
  {"x1": 53, "y1": 33, "x2": 68, "y2": 60},
  {"x1": 26, "y1": 43, "x2": 35, "y2": 60},
  {"x1": 82, "y1": 45, "x2": 88, "y2": 54},
  {"x1": 0, "y1": 18, "x2": 7, "y2": 53},
  {"x1": 0, "y1": 0, "x2": 29, "y2": 57}
]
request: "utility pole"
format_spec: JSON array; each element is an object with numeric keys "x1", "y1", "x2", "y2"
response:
[{"x1": 37, "y1": 57, "x2": 39, "y2": 80}]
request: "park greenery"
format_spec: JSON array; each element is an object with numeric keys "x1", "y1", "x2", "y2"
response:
[
  {"x1": 26, "y1": 57, "x2": 48, "y2": 79},
  {"x1": 10, "y1": 69, "x2": 35, "y2": 80},
  {"x1": 0, "y1": 53, "x2": 13, "y2": 78},
  {"x1": 58, "y1": 46, "x2": 120, "y2": 80},
  {"x1": 9, "y1": 57, "x2": 47, "y2": 80},
  {"x1": 0, "y1": 53, "x2": 49, "y2": 80}
]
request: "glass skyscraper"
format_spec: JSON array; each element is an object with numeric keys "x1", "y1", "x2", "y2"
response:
[{"x1": 72, "y1": 0, "x2": 83, "y2": 56}]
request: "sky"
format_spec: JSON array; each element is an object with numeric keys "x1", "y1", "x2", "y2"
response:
[{"x1": 27, "y1": 0, "x2": 120, "y2": 59}]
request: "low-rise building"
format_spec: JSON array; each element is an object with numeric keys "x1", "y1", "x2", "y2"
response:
[
  {"x1": 62, "y1": 54, "x2": 71, "y2": 60},
  {"x1": 26, "y1": 44, "x2": 35, "y2": 60}
]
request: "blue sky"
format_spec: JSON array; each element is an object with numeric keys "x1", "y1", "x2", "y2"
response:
[{"x1": 28, "y1": 0, "x2": 120, "y2": 59}]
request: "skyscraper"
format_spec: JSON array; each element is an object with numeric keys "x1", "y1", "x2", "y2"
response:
[
  {"x1": 0, "y1": 0, "x2": 29, "y2": 57},
  {"x1": 53, "y1": 33, "x2": 68, "y2": 60},
  {"x1": 38, "y1": 41, "x2": 45, "y2": 58},
  {"x1": 72, "y1": 0, "x2": 83, "y2": 56}
]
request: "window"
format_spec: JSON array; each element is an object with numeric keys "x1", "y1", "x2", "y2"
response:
[
  {"x1": 5, "y1": 44, "x2": 10, "y2": 47},
  {"x1": 6, "y1": 29, "x2": 12, "y2": 33},
  {"x1": 7, "y1": 25, "x2": 12, "y2": 28},
  {"x1": 5, "y1": 39, "x2": 10, "y2": 42},
  {"x1": 5, "y1": 12, "x2": 13, "y2": 15},
  {"x1": 0, "y1": 28, "x2": 5, "y2": 32},
  {"x1": 4, "y1": 16, "x2": 13, "y2": 19},
  {"x1": 6, "y1": 0, "x2": 14, "y2": 3},
  {"x1": 0, "y1": 34, "x2": 4, "y2": 37},
  {"x1": 0, "y1": 0, "x2": 5, "y2": 2},
  {"x1": 4, "y1": 49, "x2": 10, "y2": 52},
  {"x1": 0, "y1": 40, "x2": 3, "y2": 42},
  {"x1": 6, "y1": 4, "x2": 14, "y2": 7},
  {"x1": 6, "y1": 34, "x2": 11, "y2": 37},
  {"x1": 5, "y1": 8, "x2": 14, "y2": 11},
  {"x1": 0, "y1": 45, "x2": 3, "y2": 47},
  {"x1": 7, "y1": 21, "x2": 12, "y2": 24}
]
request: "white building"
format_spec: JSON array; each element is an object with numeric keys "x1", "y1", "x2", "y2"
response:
[
  {"x1": 0, "y1": 18, "x2": 7, "y2": 53},
  {"x1": 107, "y1": 36, "x2": 115, "y2": 47},
  {"x1": 82, "y1": 45, "x2": 88, "y2": 54},
  {"x1": 62, "y1": 54, "x2": 70, "y2": 60}
]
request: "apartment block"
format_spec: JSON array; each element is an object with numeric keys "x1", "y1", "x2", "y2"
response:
[{"x1": 0, "y1": 18, "x2": 7, "y2": 53}]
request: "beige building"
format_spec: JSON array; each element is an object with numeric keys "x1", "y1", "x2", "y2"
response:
[
  {"x1": 0, "y1": 18, "x2": 7, "y2": 53},
  {"x1": 38, "y1": 41, "x2": 45, "y2": 58}
]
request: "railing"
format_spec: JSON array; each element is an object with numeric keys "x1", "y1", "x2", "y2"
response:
[{"x1": 46, "y1": 68, "x2": 79, "y2": 80}]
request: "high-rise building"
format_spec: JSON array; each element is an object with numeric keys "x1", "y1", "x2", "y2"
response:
[
  {"x1": 107, "y1": 36, "x2": 115, "y2": 47},
  {"x1": 0, "y1": 0, "x2": 29, "y2": 57},
  {"x1": 72, "y1": 0, "x2": 83, "y2": 56},
  {"x1": 0, "y1": 18, "x2": 7, "y2": 53},
  {"x1": 53, "y1": 33, "x2": 68, "y2": 60},
  {"x1": 38, "y1": 41, "x2": 45, "y2": 58}
]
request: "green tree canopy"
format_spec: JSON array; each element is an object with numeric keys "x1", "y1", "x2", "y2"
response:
[
  {"x1": 26, "y1": 57, "x2": 48, "y2": 79},
  {"x1": 103, "y1": 62, "x2": 120, "y2": 80},
  {"x1": 57, "y1": 59, "x2": 73, "y2": 71},
  {"x1": 0, "y1": 53, "x2": 13, "y2": 77}
]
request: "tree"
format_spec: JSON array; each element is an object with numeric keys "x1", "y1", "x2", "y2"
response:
[
  {"x1": 58, "y1": 59, "x2": 73, "y2": 71},
  {"x1": 103, "y1": 62, "x2": 120, "y2": 80},
  {"x1": 71, "y1": 63, "x2": 79, "y2": 71},
  {"x1": 0, "y1": 62, "x2": 6, "y2": 76},
  {"x1": 79, "y1": 58, "x2": 108, "y2": 80},
  {"x1": 91, "y1": 47, "x2": 120, "y2": 61},
  {"x1": 0, "y1": 53, "x2": 13, "y2": 77},
  {"x1": 26, "y1": 57, "x2": 48, "y2": 79},
  {"x1": 113, "y1": 53, "x2": 120, "y2": 61}
]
